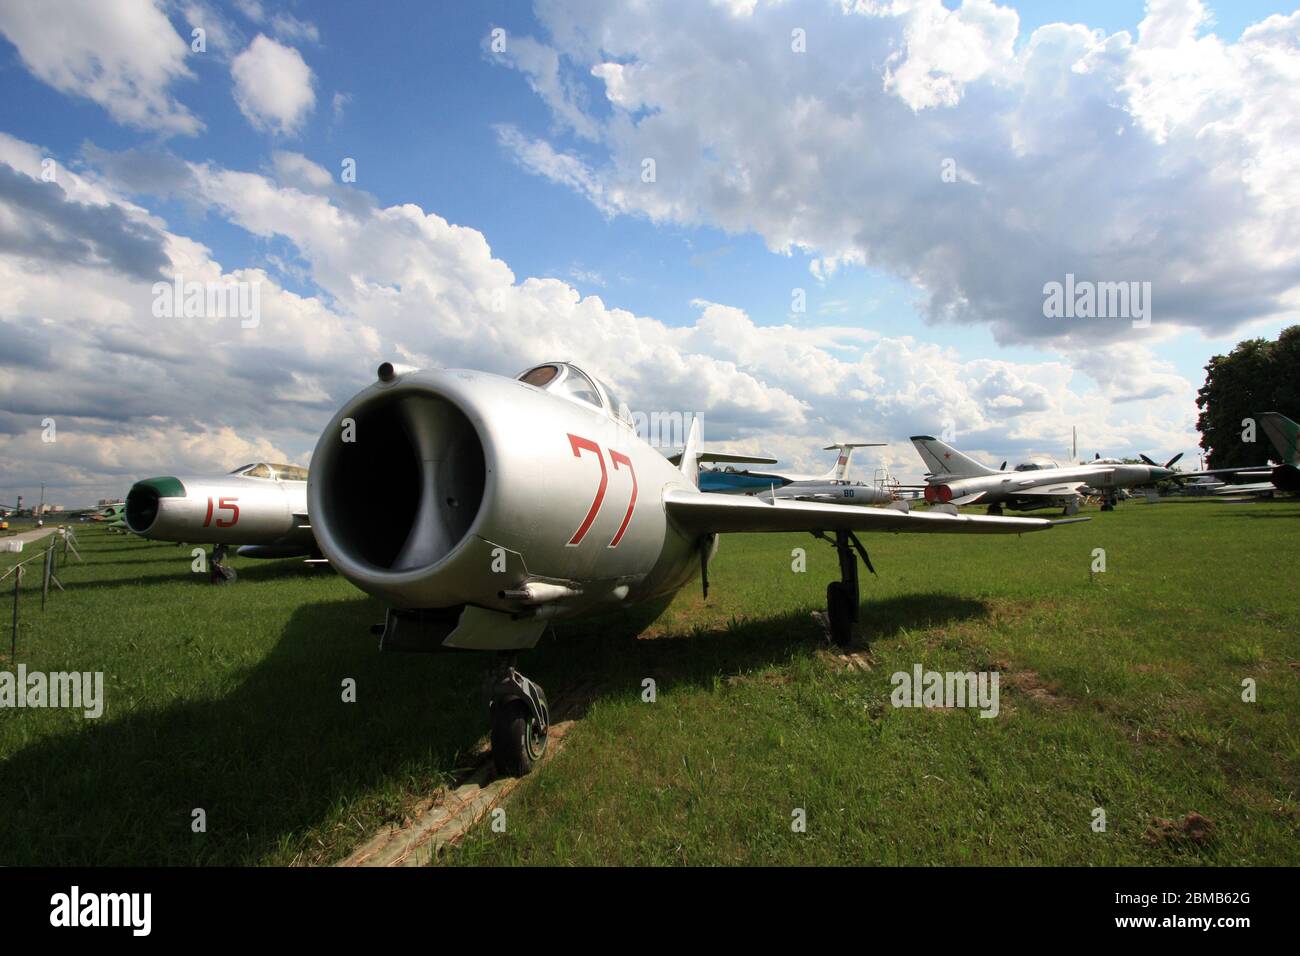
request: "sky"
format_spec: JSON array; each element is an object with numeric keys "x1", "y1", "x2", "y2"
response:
[{"x1": 0, "y1": 0, "x2": 1297, "y2": 507}]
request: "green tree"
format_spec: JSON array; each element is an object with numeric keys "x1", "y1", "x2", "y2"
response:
[{"x1": 1196, "y1": 325, "x2": 1300, "y2": 468}]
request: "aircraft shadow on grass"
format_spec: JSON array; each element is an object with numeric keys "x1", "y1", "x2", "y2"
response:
[
  {"x1": 1207, "y1": 509, "x2": 1300, "y2": 520},
  {"x1": 0, "y1": 591, "x2": 985, "y2": 865},
  {"x1": 57, "y1": 546, "x2": 330, "y2": 590}
]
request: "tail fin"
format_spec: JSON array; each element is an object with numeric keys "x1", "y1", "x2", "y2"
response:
[
  {"x1": 820, "y1": 442, "x2": 886, "y2": 482},
  {"x1": 909, "y1": 435, "x2": 996, "y2": 477},
  {"x1": 679, "y1": 415, "x2": 703, "y2": 487},
  {"x1": 1257, "y1": 412, "x2": 1300, "y2": 465}
]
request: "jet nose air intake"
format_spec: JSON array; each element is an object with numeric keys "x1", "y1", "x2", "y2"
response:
[{"x1": 125, "y1": 476, "x2": 186, "y2": 534}]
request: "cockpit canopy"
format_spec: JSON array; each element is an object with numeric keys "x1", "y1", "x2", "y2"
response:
[
  {"x1": 516, "y1": 362, "x2": 629, "y2": 422},
  {"x1": 1014, "y1": 456, "x2": 1059, "y2": 472},
  {"x1": 229, "y1": 462, "x2": 309, "y2": 481}
]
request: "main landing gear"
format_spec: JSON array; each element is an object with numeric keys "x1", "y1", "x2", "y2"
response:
[
  {"x1": 1099, "y1": 491, "x2": 1117, "y2": 512},
  {"x1": 986, "y1": 503, "x2": 1004, "y2": 516},
  {"x1": 488, "y1": 657, "x2": 549, "y2": 777},
  {"x1": 210, "y1": 543, "x2": 237, "y2": 584},
  {"x1": 813, "y1": 528, "x2": 876, "y2": 647}
]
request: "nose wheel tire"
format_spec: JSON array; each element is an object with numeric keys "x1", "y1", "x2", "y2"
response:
[
  {"x1": 210, "y1": 564, "x2": 237, "y2": 584},
  {"x1": 491, "y1": 699, "x2": 548, "y2": 777},
  {"x1": 209, "y1": 544, "x2": 236, "y2": 584}
]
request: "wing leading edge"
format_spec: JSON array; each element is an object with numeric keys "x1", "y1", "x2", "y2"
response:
[{"x1": 663, "y1": 488, "x2": 1059, "y2": 535}]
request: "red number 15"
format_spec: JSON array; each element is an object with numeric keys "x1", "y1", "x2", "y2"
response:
[{"x1": 203, "y1": 497, "x2": 240, "y2": 528}]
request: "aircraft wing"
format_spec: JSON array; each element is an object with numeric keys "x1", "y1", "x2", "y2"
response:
[
  {"x1": 664, "y1": 489, "x2": 1061, "y2": 535},
  {"x1": 1179, "y1": 466, "x2": 1272, "y2": 479},
  {"x1": 1214, "y1": 482, "x2": 1276, "y2": 495},
  {"x1": 1010, "y1": 465, "x2": 1112, "y2": 486},
  {"x1": 666, "y1": 451, "x2": 780, "y2": 466},
  {"x1": 1014, "y1": 482, "x2": 1085, "y2": 497}
]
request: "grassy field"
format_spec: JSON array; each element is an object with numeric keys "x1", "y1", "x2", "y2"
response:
[{"x1": 1, "y1": 500, "x2": 1297, "y2": 866}]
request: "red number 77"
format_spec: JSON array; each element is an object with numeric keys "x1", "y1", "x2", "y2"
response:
[{"x1": 566, "y1": 434, "x2": 637, "y2": 548}]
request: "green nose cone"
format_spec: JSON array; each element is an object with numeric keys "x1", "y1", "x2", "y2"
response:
[{"x1": 134, "y1": 476, "x2": 186, "y2": 498}]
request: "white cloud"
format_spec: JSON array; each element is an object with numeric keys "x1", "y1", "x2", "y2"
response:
[
  {"x1": 0, "y1": 133, "x2": 1201, "y2": 505},
  {"x1": 0, "y1": 0, "x2": 200, "y2": 134},
  {"x1": 491, "y1": 0, "x2": 1300, "y2": 350},
  {"x1": 230, "y1": 34, "x2": 316, "y2": 135},
  {"x1": 269, "y1": 13, "x2": 319, "y2": 45},
  {"x1": 875, "y1": 0, "x2": 1022, "y2": 111}
]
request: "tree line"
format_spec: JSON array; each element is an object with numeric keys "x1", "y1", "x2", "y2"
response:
[{"x1": 1196, "y1": 325, "x2": 1300, "y2": 468}]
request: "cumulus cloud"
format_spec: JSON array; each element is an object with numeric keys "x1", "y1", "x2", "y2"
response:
[
  {"x1": 0, "y1": 129, "x2": 1200, "y2": 504},
  {"x1": 0, "y1": 164, "x2": 169, "y2": 280},
  {"x1": 492, "y1": 0, "x2": 1300, "y2": 350},
  {"x1": 0, "y1": 0, "x2": 200, "y2": 134},
  {"x1": 230, "y1": 34, "x2": 316, "y2": 135}
]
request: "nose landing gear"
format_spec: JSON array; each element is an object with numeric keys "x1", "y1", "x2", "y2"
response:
[
  {"x1": 210, "y1": 544, "x2": 237, "y2": 583},
  {"x1": 488, "y1": 659, "x2": 549, "y2": 777}
]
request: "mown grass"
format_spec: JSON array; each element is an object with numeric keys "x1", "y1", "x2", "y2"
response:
[{"x1": 0, "y1": 499, "x2": 1296, "y2": 866}]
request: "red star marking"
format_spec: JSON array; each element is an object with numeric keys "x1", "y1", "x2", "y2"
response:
[{"x1": 944, "y1": 452, "x2": 952, "y2": 459}]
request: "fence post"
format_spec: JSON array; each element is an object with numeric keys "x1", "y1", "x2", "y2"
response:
[
  {"x1": 42, "y1": 540, "x2": 53, "y2": 611},
  {"x1": 10, "y1": 566, "x2": 18, "y2": 661}
]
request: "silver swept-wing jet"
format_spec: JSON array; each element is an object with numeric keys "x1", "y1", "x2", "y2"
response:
[
  {"x1": 752, "y1": 443, "x2": 896, "y2": 506},
  {"x1": 696, "y1": 441, "x2": 883, "y2": 496},
  {"x1": 1075, "y1": 453, "x2": 1186, "y2": 508},
  {"x1": 910, "y1": 436, "x2": 1114, "y2": 515},
  {"x1": 125, "y1": 462, "x2": 314, "y2": 582},
  {"x1": 307, "y1": 361, "x2": 1084, "y2": 776}
]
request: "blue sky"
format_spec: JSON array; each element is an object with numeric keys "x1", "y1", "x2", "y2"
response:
[
  {"x1": 2, "y1": 0, "x2": 1286, "y2": 374},
  {"x1": 1, "y1": 0, "x2": 1297, "y2": 504}
]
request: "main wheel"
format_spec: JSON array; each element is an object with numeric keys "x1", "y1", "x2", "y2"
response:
[
  {"x1": 826, "y1": 581, "x2": 855, "y2": 647},
  {"x1": 210, "y1": 563, "x2": 237, "y2": 584},
  {"x1": 491, "y1": 699, "x2": 547, "y2": 777},
  {"x1": 986, "y1": 504, "x2": 1003, "y2": 516}
]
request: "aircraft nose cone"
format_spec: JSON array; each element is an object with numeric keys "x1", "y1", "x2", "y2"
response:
[{"x1": 125, "y1": 476, "x2": 186, "y2": 533}]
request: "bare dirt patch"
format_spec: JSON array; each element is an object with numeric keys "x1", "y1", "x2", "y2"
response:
[
  {"x1": 1144, "y1": 811, "x2": 1217, "y2": 848},
  {"x1": 990, "y1": 659, "x2": 1068, "y2": 708}
]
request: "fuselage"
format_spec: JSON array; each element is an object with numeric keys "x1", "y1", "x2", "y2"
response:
[
  {"x1": 125, "y1": 470, "x2": 311, "y2": 549},
  {"x1": 307, "y1": 366, "x2": 706, "y2": 621},
  {"x1": 758, "y1": 481, "x2": 893, "y2": 505}
]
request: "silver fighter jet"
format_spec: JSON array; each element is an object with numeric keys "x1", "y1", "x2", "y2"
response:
[
  {"x1": 911, "y1": 436, "x2": 1116, "y2": 515},
  {"x1": 754, "y1": 443, "x2": 894, "y2": 505},
  {"x1": 308, "y1": 361, "x2": 1083, "y2": 776},
  {"x1": 125, "y1": 462, "x2": 314, "y2": 582}
]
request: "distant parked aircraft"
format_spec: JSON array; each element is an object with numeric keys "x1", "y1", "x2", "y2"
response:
[
  {"x1": 909, "y1": 436, "x2": 1116, "y2": 514},
  {"x1": 698, "y1": 442, "x2": 885, "y2": 498}
]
